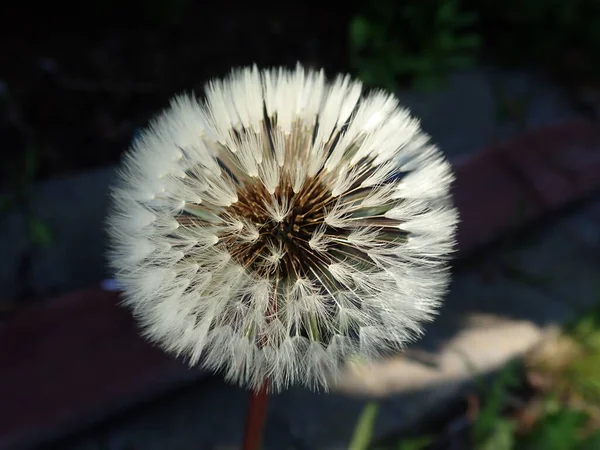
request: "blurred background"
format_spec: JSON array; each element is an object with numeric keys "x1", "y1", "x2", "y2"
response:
[{"x1": 1, "y1": 1, "x2": 600, "y2": 449}]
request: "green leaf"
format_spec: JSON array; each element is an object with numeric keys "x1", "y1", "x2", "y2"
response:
[
  {"x1": 349, "y1": 401, "x2": 379, "y2": 450},
  {"x1": 398, "y1": 435, "x2": 434, "y2": 450},
  {"x1": 519, "y1": 408, "x2": 588, "y2": 450},
  {"x1": 477, "y1": 419, "x2": 515, "y2": 450},
  {"x1": 581, "y1": 429, "x2": 600, "y2": 450},
  {"x1": 28, "y1": 217, "x2": 54, "y2": 248},
  {"x1": 566, "y1": 353, "x2": 600, "y2": 403},
  {"x1": 566, "y1": 304, "x2": 600, "y2": 346}
]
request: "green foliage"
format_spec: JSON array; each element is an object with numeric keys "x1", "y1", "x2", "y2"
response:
[
  {"x1": 581, "y1": 430, "x2": 600, "y2": 450},
  {"x1": 349, "y1": 0, "x2": 600, "y2": 92},
  {"x1": 471, "y1": 306, "x2": 600, "y2": 450},
  {"x1": 349, "y1": 0, "x2": 480, "y2": 91},
  {"x1": 363, "y1": 330, "x2": 600, "y2": 449},
  {"x1": 516, "y1": 397, "x2": 596, "y2": 450},
  {"x1": 472, "y1": 362, "x2": 520, "y2": 448},
  {"x1": 565, "y1": 304, "x2": 600, "y2": 347},
  {"x1": 562, "y1": 304, "x2": 600, "y2": 404},
  {"x1": 471, "y1": 360, "x2": 600, "y2": 450}
]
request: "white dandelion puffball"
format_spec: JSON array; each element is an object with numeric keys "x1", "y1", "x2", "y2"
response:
[{"x1": 108, "y1": 65, "x2": 458, "y2": 392}]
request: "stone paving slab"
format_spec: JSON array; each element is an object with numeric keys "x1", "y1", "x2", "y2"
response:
[{"x1": 398, "y1": 68, "x2": 576, "y2": 161}]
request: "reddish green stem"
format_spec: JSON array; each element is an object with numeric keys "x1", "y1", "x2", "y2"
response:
[{"x1": 242, "y1": 379, "x2": 270, "y2": 450}]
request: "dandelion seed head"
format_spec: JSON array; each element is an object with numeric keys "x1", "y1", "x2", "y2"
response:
[{"x1": 107, "y1": 64, "x2": 458, "y2": 392}]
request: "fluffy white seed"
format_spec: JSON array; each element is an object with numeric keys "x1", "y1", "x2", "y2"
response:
[{"x1": 107, "y1": 64, "x2": 458, "y2": 393}]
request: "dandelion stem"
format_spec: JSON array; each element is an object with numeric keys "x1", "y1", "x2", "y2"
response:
[{"x1": 242, "y1": 379, "x2": 270, "y2": 450}]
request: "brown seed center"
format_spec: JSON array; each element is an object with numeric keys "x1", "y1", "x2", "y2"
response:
[{"x1": 222, "y1": 177, "x2": 329, "y2": 280}]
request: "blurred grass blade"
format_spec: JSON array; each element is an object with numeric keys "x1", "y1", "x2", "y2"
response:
[{"x1": 349, "y1": 401, "x2": 379, "y2": 450}]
